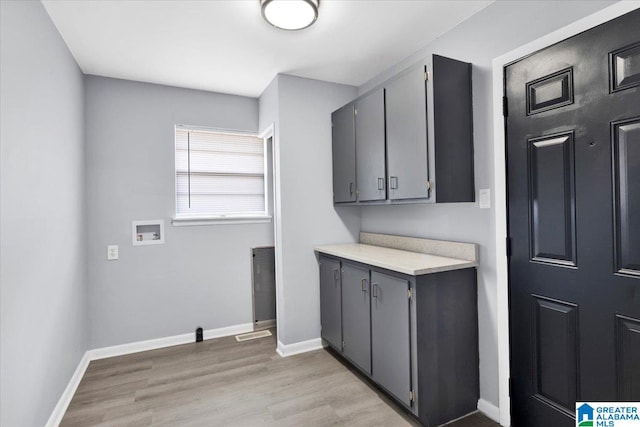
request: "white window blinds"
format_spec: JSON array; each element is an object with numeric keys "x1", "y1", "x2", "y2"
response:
[{"x1": 175, "y1": 127, "x2": 266, "y2": 218}]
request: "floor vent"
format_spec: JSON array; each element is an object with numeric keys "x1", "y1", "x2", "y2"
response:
[{"x1": 235, "y1": 330, "x2": 272, "y2": 342}]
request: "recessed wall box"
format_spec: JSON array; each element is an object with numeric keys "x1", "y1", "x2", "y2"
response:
[{"x1": 132, "y1": 220, "x2": 165, "y2": 246}]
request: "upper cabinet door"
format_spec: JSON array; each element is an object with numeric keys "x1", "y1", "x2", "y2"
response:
[
  {"x1": 385, "y1": 65, "x2": 429, "y2": 201},
  {"x1": 332, "y1": 103, "x2": 357, "y2": 203},
  {"x1": 355, "y1": 89, "x2": 386, "y2": 202}
]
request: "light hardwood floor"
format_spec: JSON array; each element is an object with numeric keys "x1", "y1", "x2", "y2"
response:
[{"x1": 61, "y1": 330, "x2": 497, "y2": 426}]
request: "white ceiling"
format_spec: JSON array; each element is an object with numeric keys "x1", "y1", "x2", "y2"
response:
[{"x1": 42, "y1": 0, "x2": 493, "y2": 98}]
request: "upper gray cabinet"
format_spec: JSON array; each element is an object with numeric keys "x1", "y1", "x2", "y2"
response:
[
  {"x1": 331, "y1": 54, "x2": 474, "y2": 205},
  {"x1": 432, "y1": 55, "x2": 475, "y2": 203},
  {"x1": 331, "y1": 103, "x2": 356, "y2": 203},
  {"x1": 355, "y1": 89, "x2": 386, "y2": 202},
  {"x1": 386, "y1": 65, "x2": 429, "y2": 201}
]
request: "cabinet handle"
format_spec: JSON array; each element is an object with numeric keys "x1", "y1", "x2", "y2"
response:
[
  {"x1": 361, "y1": 278, "x2": 367, "y2": 292},
  {"x1": 372, "y1": 283, "x2": 378, "y2": 298},
  {"x1": 390, "y1": 176, "x2": 398, "y2": 190},
  {"x1": 333, "y1": 268, "x2": 339, "y2": 285},
  {"x1": 349, "y1": 182, "x2": 354, "y2": 195},
  {"x1": 377, "y1": 177, "x2": 385, "y2": 191}
]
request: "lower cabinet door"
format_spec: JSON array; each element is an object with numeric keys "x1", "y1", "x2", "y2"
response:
[
  {"x1": 341, "y1": 262, "x2": 371, "y2": 374},
  {"x1": 371, "y1": 271, "x2": 412, "y2": 407},
  {"x1": 319, "y1": 256, "x2": 342, "y2": 350}
]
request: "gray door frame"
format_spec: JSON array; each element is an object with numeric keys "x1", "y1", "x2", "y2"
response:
[
  {"x1": 256, "y1": 126, "x2": 278, "y2": 333},
  {"x1": 250, "y1": 245, "x2": 276, "y2": 331}
]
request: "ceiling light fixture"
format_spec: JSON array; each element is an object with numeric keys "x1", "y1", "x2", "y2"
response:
[{"x1": 261, "y1": 0, "x2": 319, "y2": 31}]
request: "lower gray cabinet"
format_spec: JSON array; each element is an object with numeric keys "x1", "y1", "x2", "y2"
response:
[
  {"x1": 341, "y1": 262, "x2": 371, "y2": 374},
  {"x1": 371, "y1": 271, "x2": 412, "y2": 407},
  {"x1": 416, "y1": 268, "x2": 479, "y2": 427},
  {"x1": 319, "y1": 256, "x2": 342, "y2": 350},
  {"x1": 317, "y1": 253, "x2": 478, "y2": 425}
]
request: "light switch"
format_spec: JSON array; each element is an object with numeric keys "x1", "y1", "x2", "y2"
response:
[
  {"x1": 479, "y1": 188, "x2": 491, "y2": 209},
  {"x1": 107, "y1": 245, "x2": 119, "y2": 260}
]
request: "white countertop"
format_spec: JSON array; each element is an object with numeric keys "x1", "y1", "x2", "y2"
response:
[{"x1": 314, "y1": 243, "x2": 478, "y2": 276}]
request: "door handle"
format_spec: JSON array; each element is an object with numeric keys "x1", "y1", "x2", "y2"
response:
[
  {"x1": 361, "y1": 278, "x2": 367, "y2": 292},
  {"x1": 377, "y1": 177, "x2": 385, "y2": 191},
  {"x1": 372, "y1": 283, "x2": 378, "y2": 298},
  {"x1": 349, "y1": 182, "x2": 354, "y2": 195},
  {"x1": 390, "y1": 176, "x2": 398, "y2": 189}
]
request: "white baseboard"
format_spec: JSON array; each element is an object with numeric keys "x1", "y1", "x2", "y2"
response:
[
  {"x1": 477, "y1": 398, "x2": 501, "y2": 424},
  {"x1": 87, "y1": 323, "x2": 254, "y2": 360},
  {"x1": 276, "y1": 338, "x2": 325, "y2": 357},
  {"x1": 202, "y1": 323, "x2": 254, "y2": 341},
  {"x1": 47, "y1": 322, "x2": 253, "y2": 426},
  {"x1": 44, "y1": 352, "x2": 91, "y2": 427},
  {"x1": 254, "y1": 319, "x2": 276, "y2": 330}
]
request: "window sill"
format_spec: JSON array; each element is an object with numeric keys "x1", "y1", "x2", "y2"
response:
[{"x1": 172, "y1": 216, "x2": 272, "y2": 226}]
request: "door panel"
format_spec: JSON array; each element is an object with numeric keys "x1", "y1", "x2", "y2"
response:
[
  {"x1": 506, "y1": 9, "x2": 640, "y2": 427},
  {"x1": 610, "y1": 41, "x2": 640, "y2": 92},
  {"x1": 371, "y1": 271, "x2": 411, "y2": 407},
  {"x1": 613, "y1": 118, "x2": 640, "y2": 276},
  {"x1": 386, "y1": 64, "x2": 429, "y2": 200},
  {"x1": 341, "y1": 263, "x2": 371, "y2": 374},
  {"x1": 528, "y1": 132, "x2": 577, "y2": 266},
  {"x1": 531, "y1": 296, "x2": 578, "y2": 414},
  {"x1": 355, "y1": 89, "x2": 386, "y2": 202},
  {"x1": 526, "y1": 68, "x2": 574, "y2": 115},
  {"x1": 616, "y1": 315, "x2": 640, "y2": 400},
  {"x1": 319, "y1": 256, "x2": 341, "y2": 350},
  {"x1": 332, "y1": 104, "x2": 356, "y2": 203}
]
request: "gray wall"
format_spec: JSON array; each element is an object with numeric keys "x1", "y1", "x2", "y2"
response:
[
  {"x1": 258, "y1": 77, "x2": 284, "y2": 332},
  {"x1": 85, "y1": 76, "x2": 273, "y2": 348},
  {"x1": 0, "y1": 1, "x2": 87, "y2": 425},
  {"x1": 259, "y1": 77, "x2": 279, "y2": 134},
  {"x1": 262, "y1": 75, "x2": 361, "y2": 345},
  {"x1": 357, "y1": 0, "x2": 617, "y2": 408}
]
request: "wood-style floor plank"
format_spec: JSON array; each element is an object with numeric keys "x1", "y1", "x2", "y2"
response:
[{"x1": 61, "y1": 329, "x2": 498, "y2": 426}]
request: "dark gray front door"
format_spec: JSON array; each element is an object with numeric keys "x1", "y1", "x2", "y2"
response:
[{"x1": 506, "y1": 9, "x2": 640, "y2": 426}]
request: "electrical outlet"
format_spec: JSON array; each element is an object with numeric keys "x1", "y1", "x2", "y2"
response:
[{"x1": 107, "y1": 245, "x2": 119, "y2": 260}]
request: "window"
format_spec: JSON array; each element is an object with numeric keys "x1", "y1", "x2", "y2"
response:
[{"x1": 175, "y1": 126, "x2": 268, "y2": 221}]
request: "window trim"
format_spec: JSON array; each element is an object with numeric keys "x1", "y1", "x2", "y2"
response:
[
  {"x1": 173, "y1": 124, "x2": 269, "y2": 223},
  {"x1": 171, "y1": 215, "x2": 272, "y2": 226}
]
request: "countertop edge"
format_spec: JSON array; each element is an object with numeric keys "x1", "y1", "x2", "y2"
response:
[
  {"x1": 314, "y1": 245, "x2": 478, "y2": 276},
  {"x1": 413, "y1": 261, "x2": 479, "y2": 275}
]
